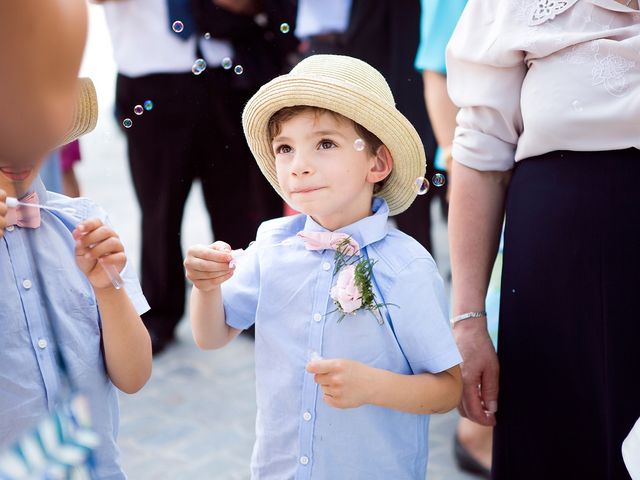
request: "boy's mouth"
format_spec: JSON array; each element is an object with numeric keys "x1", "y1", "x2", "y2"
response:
[{"x1": 0, "y1": 167, "x2": 33, "y2": 182}]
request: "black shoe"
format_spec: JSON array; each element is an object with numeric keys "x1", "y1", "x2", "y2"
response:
[
  {"x1": 241, "y1": 325, "x2": 255, "y2": 340},
  {"x1": 149, "y1": 330, "x2": 175, "y2": 356},
  {"x1": 453, "y1": 434, "x2": 491, "y2": 479}
]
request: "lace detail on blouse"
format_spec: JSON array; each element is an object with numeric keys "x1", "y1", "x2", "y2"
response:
[{"x1": 529, "y1": 0, "x2": 580, "y2": 25}]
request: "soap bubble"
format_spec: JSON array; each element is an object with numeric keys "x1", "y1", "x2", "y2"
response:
[
  {"x1": 172, "y1": 21, "x2": 184, "y2": 33},
  {"x1": 143, "y1": 100, "x2": 154, "y2": 111},
  {"x1": 280, "y1": 23, "x2": 290, "y2": 34},
  {"x1": 353, "y1": 139, "x2": 366, "y2": 151},
  {"x1": 571, "y1": 100, "x2": 583, "y2": 112},
  {"x1": 133, "y1": 105, "x2": 144, "y2": 116},
  {"x1": 234, "y1": 65, "x2": 244, "y2": 75},
  {"x1": 122, "y1": 118, "x2": 133, "y2": 129},
  {"x1": 192, "y1": 58, "x2": 207, "y2": 75},
  {"x1": 221, "y1": 57, "x2": 233, "y2": 70},
  {"x1": 204, "y1": 32, "x2": 211, "y2": 40},
  {"x1": 414, "y1": 176, "x2": 429, "y2": 195},
  {"x1": 432, "y1": 173, "x2": 446, "y2": 187}
]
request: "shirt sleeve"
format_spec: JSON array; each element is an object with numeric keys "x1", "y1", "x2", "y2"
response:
[
  {"x1": 415, "y1": 0, "x2": 468, "y2": 74},
  {"x1": 446, "y1": 0, "x2": 526, "y2": 171},
  {"x1": 221, "y1": 242, "x2": 261, "y2": 330},
  {"x1": 385, "y1": 258, "x2": 462, "y2": 374},
  {"x1": 82, "y1": 199, "x2": 150, "y2": 315}
]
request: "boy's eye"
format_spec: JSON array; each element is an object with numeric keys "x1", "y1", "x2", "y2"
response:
[
  {"x1": 275, "y1": 144, "x2": 292, "y2": 154},
  {"x1": 318, "y1": 140, "x2": 336, "y2": 150}
]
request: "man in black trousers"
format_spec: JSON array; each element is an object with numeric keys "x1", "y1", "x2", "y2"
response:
[{"x1": 103, "y1": 0, "x2": 297, "y2": 353}]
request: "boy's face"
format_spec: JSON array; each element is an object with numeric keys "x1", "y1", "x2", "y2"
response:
[
  {"x1": 0, "y1": 157, "x2": 46, "y2": 198},
  {"x1": 272, "y1": 111, "x2": 391, "y2": 231}
]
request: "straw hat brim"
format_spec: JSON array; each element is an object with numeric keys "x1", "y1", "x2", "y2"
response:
[
  {"x1": 242, "y1": 74, "x2": 426, "y2": 216},
  {"x1": 59, "y1": 77, "x2": 98, "y2": 146}
]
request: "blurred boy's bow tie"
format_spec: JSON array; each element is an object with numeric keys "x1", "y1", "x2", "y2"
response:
[
  {"x1": 296, "y1": 231, "x2": 360, "y2": 255},
  {"x1": 6, "y1": 192, "x2": 41, "y2": 229}
]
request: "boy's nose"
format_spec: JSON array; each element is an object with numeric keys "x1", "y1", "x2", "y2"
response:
[{"x1": 291, "y1": 153, "x2": 313, "y2": 176}]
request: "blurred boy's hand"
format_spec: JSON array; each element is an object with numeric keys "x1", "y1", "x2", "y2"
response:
[
  {"x1": 0, "y1": 190, "x2": 6, "y2": 238},
  {"x1": 73, "y1": 218, "x2": 126, "y2": 289},
  {"x1": 307, "y1": 359, "x2": 373, "y2": 409},
  {"x1": 184, "y1": 241, "x2": 234, "y2": 292}
]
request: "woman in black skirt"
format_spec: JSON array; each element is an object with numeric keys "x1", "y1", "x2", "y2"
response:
[{"x1": 445, "y1": 1, "x2": 640, "y2": 479}]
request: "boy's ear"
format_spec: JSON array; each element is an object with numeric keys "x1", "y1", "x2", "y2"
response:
[{"x1": 367, "y1": 145, "x2": 393, "y2": 184}]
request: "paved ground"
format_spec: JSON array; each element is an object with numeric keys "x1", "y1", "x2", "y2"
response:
[{"x1": 74, "y1": 6, "x2": 482, "y2": 479}]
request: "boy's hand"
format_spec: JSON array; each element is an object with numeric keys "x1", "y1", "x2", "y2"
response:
[
  {"x1": 184, "y1": 241, "x2": 234, "y2": 292},
  {"x1": 0, "y1": 189, "x2": 6, "y2": 238},
  {"x1": 306, "y1": 358, "x2": 373, "y2": 409},
  {"x1": 73, "y1": 218, "x2": 126, "y2": 289}
]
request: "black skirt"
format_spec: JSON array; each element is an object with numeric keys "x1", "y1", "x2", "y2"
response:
[{"x1": 494, "y1": 149, "x2": 640, "y2": 480}]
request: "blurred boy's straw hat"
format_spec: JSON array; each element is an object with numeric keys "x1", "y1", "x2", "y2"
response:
[
  {"x1": 242, "y1": 54, "x2": 426, "y2": 216},
  {"x1": 60, "y1": 77, "x2": 98, "y2": 146}
]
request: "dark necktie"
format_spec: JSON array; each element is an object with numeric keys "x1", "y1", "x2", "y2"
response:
[{"x1": 167, "y1": 0, "x2": 195, "y2": 40}]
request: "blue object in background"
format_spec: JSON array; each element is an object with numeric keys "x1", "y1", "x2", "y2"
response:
[{"x1": 39, "y1": 150, "x2": 62, "y2": 194}]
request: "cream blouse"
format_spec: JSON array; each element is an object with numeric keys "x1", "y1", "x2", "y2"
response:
[{"x1": 447, "y1": 0, "x2": 640, "y2": 171}]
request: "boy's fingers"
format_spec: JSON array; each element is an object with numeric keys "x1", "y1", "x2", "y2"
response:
[
  {"x1": 188, "y1": 245, "x2": 232, "y2": 263},
  {"x1": 76, "y1": 225, "x2": 118, "y2": 248},
  {"x1": 210, "y1": 240, "x2": 232, "y2": 252},
  {"x1": 306, "y1": 359, "x2": 337, "y2": 375},
  {"x1": 82, "y1": 237, "x2": 124, "y2": 260},
  {"x1": 75, "y1": 218, "x2": 104, "y2": 234},
  {"x1": 185, "y1": 256, "x2": 232, "y2": 273},
  {"x1": 187, "y1": 269, "x2": 233, "y2": 281},
  {"x1": 96, "y1": 252, "x2": 126, "y2": 269}
]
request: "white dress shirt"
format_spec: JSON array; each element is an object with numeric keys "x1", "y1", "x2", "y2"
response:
[
  {"x1": 447, "y1": 0, "x2": 640, "y2": 171},
  {"x1": 295, "y1": 0, "x2": 352, "y2": 39},
  {"x1": 103, "y1": 0, "x2": 233, "y2": 77}
]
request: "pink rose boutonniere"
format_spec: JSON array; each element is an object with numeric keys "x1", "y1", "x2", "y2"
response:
[{"x1": 329, "y1": 238, "x2": 391, "y2": 324}]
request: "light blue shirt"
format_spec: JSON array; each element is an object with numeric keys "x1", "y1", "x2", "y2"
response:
[
  {"x1": 223, "y1": 198, "x2": 461, "y2": 480},
  {"x1": 0, "y1": 179, "x2": 149, "y2": 480}
]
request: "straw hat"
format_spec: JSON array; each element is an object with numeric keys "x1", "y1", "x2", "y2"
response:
[
  {"x1": 242, "y1": 55, "x2": 426, "y2": 216},
  {"x1": 59, "y1": 77, "x2": 98, "y2": 146}
]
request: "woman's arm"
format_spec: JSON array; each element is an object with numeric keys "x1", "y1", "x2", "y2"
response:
[{"x1": 448, "y1": 160, "x2": 510, "y2": 425}]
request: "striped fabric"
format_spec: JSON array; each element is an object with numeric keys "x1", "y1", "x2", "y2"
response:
[{"x1": 0, "y1": 394, "x2": 100, "y2": 479}]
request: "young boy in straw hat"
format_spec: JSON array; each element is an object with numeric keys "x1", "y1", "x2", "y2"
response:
[
  {"x1": 0, "y1": 78, "x2": 152, "y2": 478},
  {"x1": 186, "y1": 54, "x2": 462, "y2": 479}
]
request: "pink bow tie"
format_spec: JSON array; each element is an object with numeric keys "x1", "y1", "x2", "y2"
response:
[
  {"x1": 297, "y1": 231, "x2": 360, "y2": 256},
  {"x1": 6, "y1": 192, "x2": 41, "y2": 229}
]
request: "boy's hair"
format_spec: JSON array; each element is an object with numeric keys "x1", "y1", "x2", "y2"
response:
[{"x1": 267, "y1": 106, "x2": 383, "y2": 157}]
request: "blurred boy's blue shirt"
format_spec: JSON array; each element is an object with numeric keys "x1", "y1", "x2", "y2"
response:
[
  {"x1": 223, "y1": 197, "x2": 461, "y2": 480},
  {"x1": 0, "y1": 178, "x2": 149, "y2": 480}
]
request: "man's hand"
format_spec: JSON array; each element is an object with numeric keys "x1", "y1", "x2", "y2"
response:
[
  {"x1": 212, "y1": 0, "x2": 262, "y2": 15},
  {"x1": 73, "y1": 218, "x2": 126, "y2": 290},
  {"x1": 0, "y1": 189, "x2": 7, "y2": 238},
  {"x1": 307, "y1": 358, "x2": 373, "y2": 409},
  {"x1": 453, "y1": 320, "x2": 499, "y2": 426},
  {"x1": 184, "y1": 241, "x2": 234, "y2": 292}
]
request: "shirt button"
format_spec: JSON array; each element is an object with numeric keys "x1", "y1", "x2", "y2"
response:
[
  {"x1": 300, "y1": 456, "x2": 309, "y2": 465},
  {"x1": 22, "y1": 279, "x2": 32, "y2": 290},
  {"x1": 313, "y1": 313, "x2": 322, "y2": 322},
  {"x1": 303, "y1": 411, "x2": 312, "y2": 421},
  {"x1": 6, "y1": 225, "x2": 14, "y2": 232},
  {"x1": 37, "y1": 338, "x2": 48, "y2": 349},
  {"x1": 322, "y1": 262, "x2": 331, "y2": 271}
]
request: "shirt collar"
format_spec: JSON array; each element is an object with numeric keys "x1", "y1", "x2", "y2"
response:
[
  {"x1": 301, "y1": 197, "x2": 389, "y2": 249},
  {"x1": 21, "y1": 176, "x2": 48, "y2": 202}
]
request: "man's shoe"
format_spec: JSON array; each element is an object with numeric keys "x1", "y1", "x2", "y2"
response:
[
  {"x1": 149, "y1": 330, "x2": 175, "y2": 356},
  {"x1": 453, "y1": 434, "x2": 491, "y2": 479}
]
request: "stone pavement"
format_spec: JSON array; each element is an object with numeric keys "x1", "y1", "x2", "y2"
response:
[{"x1": 75, "y1": 6, "x2": 483, "y2": 479}]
